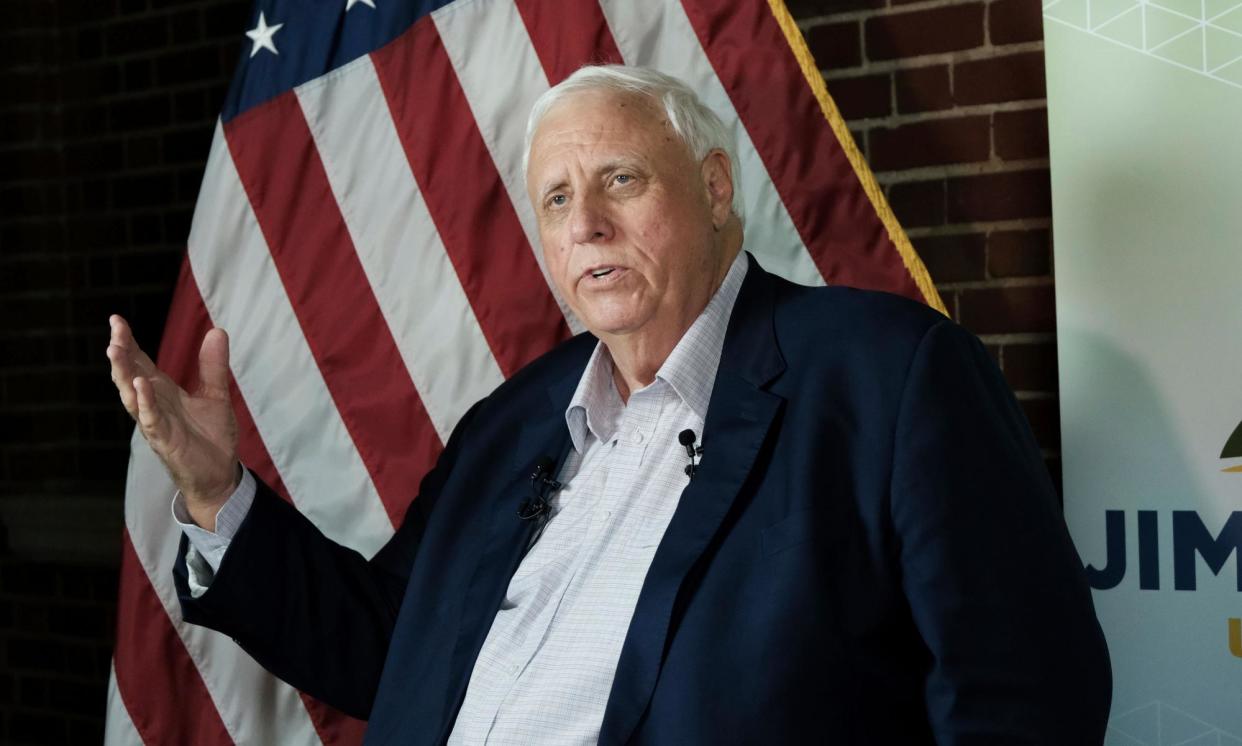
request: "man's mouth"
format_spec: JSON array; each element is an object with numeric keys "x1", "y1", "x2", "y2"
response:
[{"x1": 590, "y1": 267, "x2": 616, "y2": 279}]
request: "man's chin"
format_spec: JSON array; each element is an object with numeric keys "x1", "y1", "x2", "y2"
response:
[{"x1": 579, "y1": 313, "x2": 649, "y2": 341}]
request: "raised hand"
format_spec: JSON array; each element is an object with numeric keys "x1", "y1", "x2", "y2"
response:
[{"x1": 107, "y1": 315, "x2": 240, "y2": 530}]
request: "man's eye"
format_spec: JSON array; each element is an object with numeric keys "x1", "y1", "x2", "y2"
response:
[
  {"x1": 613, "y1": 174, "x2": 633, "y2": 185},
  {"x1": 548, "y1": 194, "x2": 567, "y2": 208}
]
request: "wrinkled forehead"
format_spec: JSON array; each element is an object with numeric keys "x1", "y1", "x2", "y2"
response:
[{"x1": 529, "y1": 88, "x2": 676, "y2": 158}]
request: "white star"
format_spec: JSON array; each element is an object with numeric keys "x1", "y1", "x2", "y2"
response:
[
  {"x1": 245, "y1": 12, "x2": 283, "y2": 58},
  {"x1": 346, "y1": 0, "x2": 376, "y2": 9}
]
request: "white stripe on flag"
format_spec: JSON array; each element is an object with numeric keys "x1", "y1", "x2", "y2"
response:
[
  {"x1": 599, "y1": 0, "x2": 825, "y2": 287},
  {"x1": 431, "y1": 0, "x2": 584, "y2": 333},
  {"x1": 295, "y1": 56, "x2": 506, "y2": 441},
  {"x1": 123, "y1": 432, "x2": 323, "y2": 745},
  {"x1": 104, "y1": 663, "x2": 143, "y2": 746},
  {"x1": 189, "y1": 122, "x2": 395, "y2": 557}
]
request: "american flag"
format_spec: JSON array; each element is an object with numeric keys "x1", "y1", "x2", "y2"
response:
[{"x1": 105, "y1": 0, "x2": 944, "y2": 742}]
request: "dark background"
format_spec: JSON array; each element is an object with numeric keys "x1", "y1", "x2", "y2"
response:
[{"x1": 0, "y1": 0, "x2": 1054, "y2": 740}]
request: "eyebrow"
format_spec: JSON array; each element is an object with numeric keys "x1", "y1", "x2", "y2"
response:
[
  {"x1": 538, "y1": 179, "x2": 568, "y2": 201},
  {"x1": 536, "y1": 156, "x2": 648, "y2": 199}
]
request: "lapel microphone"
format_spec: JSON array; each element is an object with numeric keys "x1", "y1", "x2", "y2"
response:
[
  {"x1": 679, "y1": 429, "x2": 703, "y2": 478},
  {"x1": 518, "y1": 456, "x2": 562, "y2": 521}
]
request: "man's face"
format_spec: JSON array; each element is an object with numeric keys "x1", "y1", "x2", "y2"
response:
[{"x1": 526, "y1": 90, "x2": 733, "y2": 346}]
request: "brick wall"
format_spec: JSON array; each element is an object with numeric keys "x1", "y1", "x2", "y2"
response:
[
  {"x1": 1, "y1": 1, "x2": 247, "y2": 741},
  {"x1": 792, "y1": 0, "x2": 1061, "y2": 492},
  {"x1": 0, "y1": 560, "x2": 118, "y2": 743},
  {"x1": 0, "y1": 0, "x2": 1058, "y2": 739}
]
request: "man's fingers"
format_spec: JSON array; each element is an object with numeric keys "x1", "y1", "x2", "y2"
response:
[
  {"x1": 133, "y1": 376, "x2": 167, "y2": 439},
  {"x1": 197, "y1": 328, "x2": 232, "y2": 399},
  {"x1": 109, "y1": 314, "x2": 159, "y2": 373},
  {"x1": 107, "y1": 343, "x2": 139, "y2": 418}
]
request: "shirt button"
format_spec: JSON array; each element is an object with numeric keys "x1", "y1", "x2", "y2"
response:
[{"x1": 631, "y1": 429, "x2": 644, "y2": 444}]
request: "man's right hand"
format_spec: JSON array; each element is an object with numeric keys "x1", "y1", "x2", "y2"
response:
[{"x1": 107, "y1": 314, "x2": 241, "y2": 531}]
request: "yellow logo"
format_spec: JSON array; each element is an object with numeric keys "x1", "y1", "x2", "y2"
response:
[{"x1": 1231, "y1": 618, "x2": 1241, "y2": 658}]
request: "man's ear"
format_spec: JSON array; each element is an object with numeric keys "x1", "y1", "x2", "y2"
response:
[{"x1": 701, "y1": 149, "x2": 734, "y2": 230}]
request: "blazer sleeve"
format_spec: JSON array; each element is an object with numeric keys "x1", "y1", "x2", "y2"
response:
[
  {"x1": 172, "y1": 397, "x2": 487, "y2": 720},
  {"x1": 889, "y1": 320, "x2": 1112, "y2": 745}
]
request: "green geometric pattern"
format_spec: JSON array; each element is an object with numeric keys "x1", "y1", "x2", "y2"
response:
[{"x1": 1045, "y1": 0, "x2": 1242, "y2": 88}]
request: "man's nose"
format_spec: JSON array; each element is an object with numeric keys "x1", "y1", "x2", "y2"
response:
[{"x1": 569, "y1": 193, "x2": 614, "y2": 244}]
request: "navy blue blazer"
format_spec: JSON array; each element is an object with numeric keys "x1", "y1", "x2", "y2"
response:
[{"x1": 176, "y1": 257, "x2": 1111, "y2": 744}]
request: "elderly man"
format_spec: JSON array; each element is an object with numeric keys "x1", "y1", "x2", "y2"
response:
[{"x1": 107, "y1": 65, "x2": 1111, "y2": 744}]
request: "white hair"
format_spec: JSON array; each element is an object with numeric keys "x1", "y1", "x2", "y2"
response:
[{"x1": 522, "y1": 64, "x2": 744, "y2": 221}]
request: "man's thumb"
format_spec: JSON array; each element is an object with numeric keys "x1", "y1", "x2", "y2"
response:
[{"x1": 198, "y1": 328, "x2": 232, "y2": 397}]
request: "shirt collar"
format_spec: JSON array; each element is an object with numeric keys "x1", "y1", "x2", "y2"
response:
[{"x1": 564, "y1": 251, "x2": 750, "y2": 454}]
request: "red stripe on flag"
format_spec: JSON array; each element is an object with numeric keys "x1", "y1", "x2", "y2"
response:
[
  {"x1": 371, "y1": 18, "x2": 571, "y2": 376},
  {"x1": 516, "y1": 0, "x2": 624, "y2": 84},
  {"x1": 154, "y1": 257, "x2": 368, "y2": 744},
  {"x1": 680, "y1": 0, "x2": 924, "y2": 302},
  {"x1": 114, "y1": 530, "x2": 234, "y2": 746},
  {"x1": 223, "y1": 94, "x2": 443, "y2": 527}
]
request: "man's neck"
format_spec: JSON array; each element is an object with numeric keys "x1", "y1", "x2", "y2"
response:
[{"x1": 607, "y1": 230, "x2": 743, "y2": 403}]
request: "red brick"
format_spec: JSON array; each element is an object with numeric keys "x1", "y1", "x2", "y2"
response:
[
  {"x1": 806, "y1": 21, "x2": 862, "y2": 71},
  {"x1": 64, "y1": 140, "x2": 124, "y2": 176},
  {"x1": 958, "y1": 284, "x2": 1055, "y2": 334},
  {"x1": 0, "y1": 110, "x2": 42, "y2": 144},
  {"x1": 155, "y1": 46, "x2": 221, "y2": 87},
  {"x1": 870, "y1": 115, "x2": 991, "y2": 171},
  {"x1": 954, "y1": 51, "x2": 1046, "y2": 105},
  {"x1": 0, "y1": 257, "x2": 69, "y2": 294},
  {"x1": 888, "y1": 179, "x2": 945, "y2": 228},
  {"x1": 865, "y1": 4, "x2": 985, "y2": 61},
  {"x1": 0, "y1": 70, "x2": 56, "y2": 106},
  {"x1": 989, "y1": 229, "x2": 1050, "y2": 277},
  {"x1": 125, "y1": 135, "x2": 161, "y2": 169},
  {"x1": 947, "y1": 168, "x2": 1051, "y2": 222},
  {"x1": 205, "y1": 2, "x2": 255, "y2": 39},
  {"x1": 112, "y1": 172, "x2": 176, "y2": 209},
  {"x1": 104, "y1": 15, "x2": 169, "y2": 56},
  {"x1": 994, "y1": 107, "x2": 1048, "y2": 160},
  {"x1": 990, "y1": 0, "x2": 1045, "y2": 45},
  {"x1": 108, "y1": 93, "x2": 171, "y2": 130},
  {"x1": 826, "y1": 73, "x2": 891, "y2": 121},
  {"x1": 171, "y1": 8, "x2": 203, "y2": 44},
  {"x1": 787, "y1": 0, "x2": 887, "y2": 16},
  {"x1": 1020, "y1": 397, "x2": 1061, "y2": 448},
  {"x1": 124, "y1": 57, "x2": 154, "y2": 91},
  {"x1": 61, "y1": 62, "x2": 122, "y2": 99},
  {"x1": 3, "y1": 447, "x2": 79, "y2": 481},
  {"x1": 1001, "y1": 341, "x2": 1058, "y2": 391},
  {"x1": 896, "y1": 65, "x2": 952, "y2": 113},
  {"x1": 0, "y1": 33, "x2": 46, "y2": 68},
  {"x1": 0, "y1": 146, "x2": 64, "y2": 177},
  {"x1": 0, "y1": 297, "x2": 69, "y2": 332},
  {"x1": 10, "y1": 1, "x2": 56, "y2": 28},
  {"x1": 914, "y1": 233, "x2": 987, "y2": 283}
]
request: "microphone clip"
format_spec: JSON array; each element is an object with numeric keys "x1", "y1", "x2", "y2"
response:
[
  {"x1": 519, "y1": 457, "x2": 562, "y2": 521},
  {"x1": 679, "y1": 429, "x2": 703, "y2": 478}
]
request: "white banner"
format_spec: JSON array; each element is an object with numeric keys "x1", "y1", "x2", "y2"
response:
[{"x1": 1044, "y1": 1, "x2": 1242, "y2": 742}]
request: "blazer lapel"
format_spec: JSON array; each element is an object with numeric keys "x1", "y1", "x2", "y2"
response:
[{"x1": 599, "y1": 258, "x2": 787, "y2": 745}]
